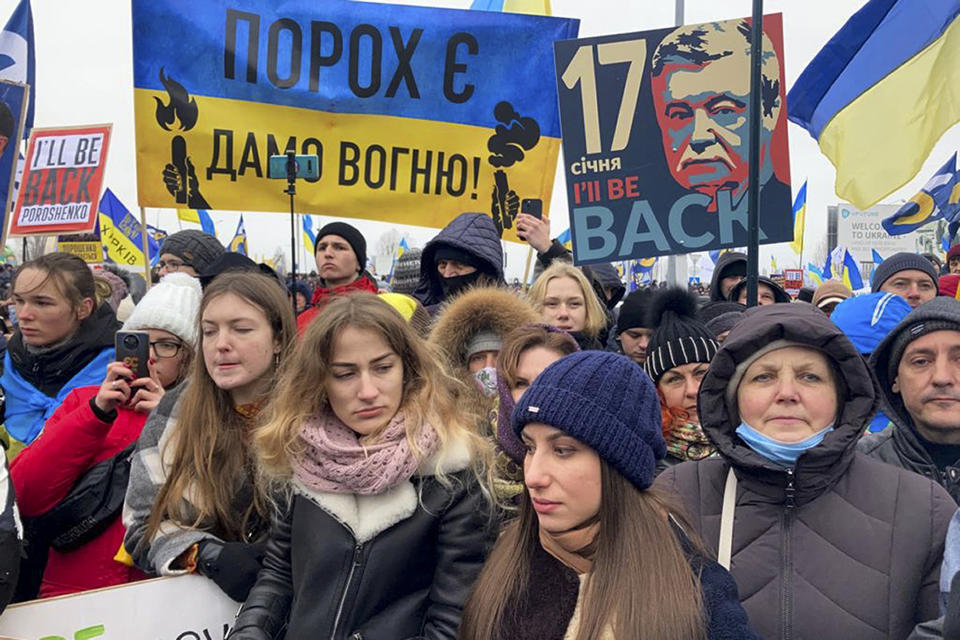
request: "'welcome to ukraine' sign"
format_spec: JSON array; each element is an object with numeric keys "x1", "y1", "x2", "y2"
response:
[{"x1": 132, "y1": 0, "x2": 578, "y2": 240}]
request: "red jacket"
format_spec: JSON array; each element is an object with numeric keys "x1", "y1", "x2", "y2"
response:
[
  {"x1": 10, "y1": 386, "x2": 149, "y2": 598},
  {"x1": 296, "y1": 273, "x2": 379, "y2": 334}
]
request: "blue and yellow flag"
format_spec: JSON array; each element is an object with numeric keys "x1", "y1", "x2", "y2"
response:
[
  {"x1": 557, "y1": 228, "x2": 572, "y2": 251},
  {"x1": 470, "y1": 0, "x2": 552, "y2": 15},
  {"x1": 790, "y1": 181, "x2": 807, "y2": 255},
  {"x1": 132, "y1": 1, "x2": 578, "y2": 240},
  {"x1": 841, "y1": 249, "x2": 864, "y2": 291},
  {"x1": 229, "y1": 215, "x2": 247, "y2": 255},
  {"x1": 881, "y1": 153, "x2": 958, "y2": 235},
  {"x1": 99, "y1": 188, "x2": 159, "y2": 268},
  {"x1": 397, "y1": 237, "x2": 409, "y2": 259},
  {"x1": 302, "y1": 215, "x2": 316, "y2": 255},
  {"x1": 872, "y1": 249, "x2": 884, "y2": 265},
  {"x1": 177, "y1": 209, "x2": 216, "y2": 236},
  {"x1": 788, "y1": 0, "x2": 960, "y2": 209},
  {"x1": 807, "y1": 262, "x2": 824, "y2": 286}
]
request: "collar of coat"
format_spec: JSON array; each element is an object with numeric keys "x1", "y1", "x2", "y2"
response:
[{"x1": 292, "y1": 433, "x2": 473, "y2": 543}]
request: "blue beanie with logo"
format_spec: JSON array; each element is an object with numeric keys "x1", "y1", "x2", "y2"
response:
[
  {"x1": 830, "y1": 292, "x2": 912, "y2": 356},
  {"x1": 512, "y1": 351, "x2": 666, "y2": 490}
]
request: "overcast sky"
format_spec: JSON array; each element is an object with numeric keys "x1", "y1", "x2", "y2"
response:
[{"x1": 7, "y1": 0, "x2": 959, "y2": 280}]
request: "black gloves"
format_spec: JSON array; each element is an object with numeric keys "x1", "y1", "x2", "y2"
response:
[{"x1": 196, "y1": 540, "x2": 266, "y2": 602}]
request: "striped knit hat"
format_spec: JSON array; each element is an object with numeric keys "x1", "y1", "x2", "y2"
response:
[{"x1": 644, "y1": 287, "x2": 719, "y2": 384}]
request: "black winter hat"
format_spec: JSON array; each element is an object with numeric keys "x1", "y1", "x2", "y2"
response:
[
  {"x1": 316, "y1": 222, "x2": 367, "y2": 272},
  {"x1": 871, "y1": 251, "x2": 938, "y2": 293},
  {"x1": 644, "y1": 287, "x2": 719, "y2": 384},
  {"x1": 697, "y1": 300, "x2": 747, "y2": 325},
  {"x1": 616, "y1": 289, "x2": 654, "y2": 335},
  {"x1": 160, "y1": 230, "x2": 225, "y2": 275},
  {"x1": 728, "y1": 277, "x2": 792, "y2": 304}
]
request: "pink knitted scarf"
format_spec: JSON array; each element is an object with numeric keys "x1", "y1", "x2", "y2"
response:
[{"x1": 292, "y1": 408, "x2": 440, "y2": 495}]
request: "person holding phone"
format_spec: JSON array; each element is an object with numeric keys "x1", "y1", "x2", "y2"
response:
[{"x1": 10, "y1": 273, "x2": 202, "y2": 598}]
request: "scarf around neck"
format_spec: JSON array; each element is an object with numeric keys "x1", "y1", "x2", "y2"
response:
[
  {"x1": 292, "y1": 408, "x2": 440, "y2": 495},
  {"x1": 539, "y1": 517, "x2": 600, "y2": 575},
  {"x1": 665, "y1": 422, "x2": 717, "y2": 462},
  {"x1": 311, "y1": 272, "x2": 378, "y2": 304}
]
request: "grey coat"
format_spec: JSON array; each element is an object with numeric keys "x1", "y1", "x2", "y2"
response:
[{"x1": 656, "y1": 303, "x2": 956, "y2": 640}]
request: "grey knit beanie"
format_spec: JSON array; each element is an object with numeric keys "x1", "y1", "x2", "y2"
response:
[
  {"x1": 881, "y1": 297, "x2": 960, "y2": 382},
  {"x1": 871, "y1": 252, "x2": 939, "y2": 292},
  {"x1": 391, "y1": 248, "x2": 422, "y2": 294},
  {"x1": 160, "y1": 230, "x2": 225, "y2": 275}
]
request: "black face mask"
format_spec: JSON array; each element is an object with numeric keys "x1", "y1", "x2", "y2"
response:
[{"x1": 440, "y1": 271, "x2": 483, "y2": 297}]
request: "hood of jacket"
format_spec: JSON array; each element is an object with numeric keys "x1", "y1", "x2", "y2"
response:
[
  {"x1": 428, "y1": 286, "x2": 539, "y2": 373},
  {"x1": 8, "y1": 302, "x2": 120, "y2": 396},
  {"x1": 584, "y1": 262, "x2": 625, "y2": 309},
  {"x1": 413, "y1": 213, "x2": 505, "y2": 307},
  {"x1": 709, "y1": 252, "x2": 747, "y2": 301},
  {"x1": 868, "y1": 297, "x2": 960, "y2": 467},
  {"x1": 698, "y1": 303, "x2": 879, "y2": 503}
]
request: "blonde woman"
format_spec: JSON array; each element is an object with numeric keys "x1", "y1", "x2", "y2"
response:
[
  {"x1": 123, "y1": 272, "x2": 295, "y2": 602},
  {"x1": 228, "y1": 294, "x2": 495, "y2": 640},
  {"x1": 528, "y1": 263, "x2": 608, "y2": 350}
]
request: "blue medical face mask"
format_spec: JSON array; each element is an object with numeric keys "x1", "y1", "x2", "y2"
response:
[{"x1": 735, "y1": 421, "x2": 834, "y2": 467}]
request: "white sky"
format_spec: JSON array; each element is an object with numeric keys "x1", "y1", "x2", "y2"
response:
[{"x1": 8, "y1": 0, "x2": 959, "y2": 280}]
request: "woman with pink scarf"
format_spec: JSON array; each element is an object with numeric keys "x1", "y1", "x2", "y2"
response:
[{"x1": 228, "y1": 293, "x2": 496, "y2": 640}]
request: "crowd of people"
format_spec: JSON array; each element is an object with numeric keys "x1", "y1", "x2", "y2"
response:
[{"x1": 0, "y1": 211, "x2": 956, "y2": 638}]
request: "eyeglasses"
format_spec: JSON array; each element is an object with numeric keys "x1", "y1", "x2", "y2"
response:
[
  {"x1": 157, "y1": 259, "x2": 186, "y2": 271},
  {"x1": 150, "y1": 340, "x2": 184, "y2": 358}
]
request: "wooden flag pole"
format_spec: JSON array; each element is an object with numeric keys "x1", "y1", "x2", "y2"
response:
[{"x1": 139, "y1": 207, "x2": 152, "y2": 290}]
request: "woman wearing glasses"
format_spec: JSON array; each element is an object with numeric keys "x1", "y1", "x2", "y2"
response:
[{"x1": 11, "y1": 273, "x2": 202, "y2": 598}]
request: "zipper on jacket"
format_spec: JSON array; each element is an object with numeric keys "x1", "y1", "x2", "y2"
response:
[
  {"x1": 330, "y1": 543, "x2": 364, "y2": 640},
  {"x1": 781, "y1": 468, "x2": 796, "y2": 640}
]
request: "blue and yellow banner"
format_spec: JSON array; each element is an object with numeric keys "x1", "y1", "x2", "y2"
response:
[
  {"x1": 99, "y1": 188, "x2": 159, "y2": 268},
  {"x1": 881, "y1": 153, "x2": 959, "y2": 236},
  {"x1": 132, "y1": 1, "x2": 578, "y2": 242},
  {"x1": 788, "y1": 0, "x2": 960, "y2": 209},
  {"x1": 229, "y1": 215, "x2": 248, "y2": 255}
]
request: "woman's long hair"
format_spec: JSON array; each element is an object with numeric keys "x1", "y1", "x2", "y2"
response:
[
  {"x1": 460, "y1": 462, "x2": 708, "y2": 640},
  {"x1": 255, "y1": 293, "x2": 494, "y2": 495},
  {"x1": 527, "y1": 263, "x2": 607, "y2": 338},
  {"x1": 145, "y1": 272, "x2": 295, "y2": 542}
]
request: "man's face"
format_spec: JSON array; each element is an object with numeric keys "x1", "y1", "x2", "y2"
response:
[
  {"x1": 619, "y1": 327, "x2": 652, "y2": 364},
  {"x1": 651, "y1": 28, "x2": 780, "y2": 210},
  {"x1": 949, "y1": 256, "x2": 960, "y2": 274},
  {"x1": 894, "y1": 330, "x2": 960, "y2": 444},
  {"x1": 879, "y1": 270, "x2": 936, "y2": 309},
  {"x1": 720, "y1": 274, "x2": 744, "y2": 299}
]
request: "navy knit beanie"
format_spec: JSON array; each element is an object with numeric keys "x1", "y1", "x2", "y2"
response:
[
  {"x1": 871, "y1": 252, "x2": 938, "y2": 292},
  {"x1": 512, "y1": 351, "x2": 666, "y2": 490}
]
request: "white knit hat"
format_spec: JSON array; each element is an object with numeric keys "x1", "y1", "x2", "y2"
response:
[{"x1": 122, "y1": 273, "x2": 202, "y2": 347}]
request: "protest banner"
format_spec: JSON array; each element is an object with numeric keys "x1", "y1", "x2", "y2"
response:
[
  {"x1": 131, "y1": 1, "x2": 578, "y2": 241},
  {"x1": 554, "y1": 15, "x2": 792, "y2": 265},
  {"x1": 783, "y1": 268, "x2": 803, "y2": 296},
  {"x1": 9, "y1": 124, "x2": 111, "y2": 237},
  {"x1": 0, "y1": 80, "x2": 28, "y2": 246},
  {"x1": 56, "y1": 239, "x2": 104, "y2": 264},
  {"x1": 0, "y1": 575, "x2": 238, "y2": 640},
  {"x1": 98, "y1": 188, "x2": 159, "y2": 268}
]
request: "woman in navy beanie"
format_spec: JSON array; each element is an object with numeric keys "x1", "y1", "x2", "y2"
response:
[{"x1": 460, "y1": 351, "x2": 759, "y2": 640}]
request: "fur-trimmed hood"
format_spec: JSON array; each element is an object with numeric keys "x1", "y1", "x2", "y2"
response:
[{"x1": 429, "y1": 286, "x2": 539, "y2": 372}]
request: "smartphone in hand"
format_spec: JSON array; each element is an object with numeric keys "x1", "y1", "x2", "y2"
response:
[{"x1": 115, "y1": 331, "x2": 150, "y2": 380}]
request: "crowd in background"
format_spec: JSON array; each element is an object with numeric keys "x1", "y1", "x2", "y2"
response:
[{"x1": 0, "y1": 211, "x2": 955, "y2": 638}]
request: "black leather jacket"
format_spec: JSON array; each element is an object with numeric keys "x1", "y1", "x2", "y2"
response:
[{"x1": 227, "y1": 469, "x2": 494, "y2": 640}]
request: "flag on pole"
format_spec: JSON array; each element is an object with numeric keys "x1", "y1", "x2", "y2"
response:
[
  {"x1": 557, "y1": 228, "x2": 572, "y2": 251},
  {"x1": 787, "y1": 0, "x2": 960, "y2": 210},
  {"x1": 98, "y1": 188, "x2": 159, "y2": 268},
  {"x1": 841, "y1": 249, "x2": 864, "y2": 291},
  {"x1": 881, "y1": 153, "x2": 959, "y2": 235},
  {"x1": 228, "y1": 216, "x2": 247, "y2": 255},
  {"x1": 807, "y1": 262, "x2": 825, "y2": 286},
  {"x1": 302, "y1": 215, "x2": 316, "y2": 255},
  {"x1": 397, "y1": 237, "x2": 409, "y2": 259},
  {"x1": 0, "y1": 0, "x2": 34, "y2": 133},
  {"x1": 872, "y1": 249, "x2": 884, "y2": 264},
  {"x1": 177, "y1": 209, "x2": 216, "y2": 236},
  {"x1": 790, "y1": 181, "x2": 807, "y2": 255},
  {"x1": 770, "y1": 254, "x2": 779, "y2": 274}
]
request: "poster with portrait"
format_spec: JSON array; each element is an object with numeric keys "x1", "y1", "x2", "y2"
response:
[
  {"x1": 0, "y1": 80, "x2": 28, "y2": 246},
  {"x1": 554, "y1": 15, "x2": 792, "y2": 265}
]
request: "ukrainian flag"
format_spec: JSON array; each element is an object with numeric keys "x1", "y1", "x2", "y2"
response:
[
  {"x1": 841, "y1": 249, "x2": 865, "y2": 290},
  {"x1": 872, "y1": 249, "x2": 884, "y2": 264},
  {"x1": 807, "y1": 262, "x2": 825, "y2": 286},
  {"x1": 177, "y1": 209, "x2": 216, "y2": 236},
  {"x1": 302, "y1": 215, "x2": 316, "y2": 255},
  {"x1": 229, "y1": 215, "x2": 247, "y2": 255},
  {"x1": 788, "y1": 1, "x2": 960, "y2": 210},
  {"x1": 397, "y1": 237, "x2": 409, "y2": 259},
  {"x1": 881, "y1": 153, "x2": 958, "y2": 235},
  {"x1": 790, "y1": 181, "x2": 807, "y2": 255},
  {"x1": 470, "y1": 0, "x2": 551, "y2": 15},
  {"x1": 557, "y1": 228, "x2": 572, "y2": 251}
]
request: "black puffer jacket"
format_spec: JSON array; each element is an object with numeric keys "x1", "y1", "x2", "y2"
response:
[
  {"x1": 858, "y1": 298, "x2": 960, "y2": 503},
  {"x1": 656, "y1": 303, "x2": 956, "y2": 640},
  {"x1": 413, "y1": 213, "x2": 505, "y2": 309},
  {"x1": 227, "y1": 438, "x2": 494, "y2": 640}
]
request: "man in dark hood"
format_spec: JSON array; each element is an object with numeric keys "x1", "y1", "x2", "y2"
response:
[
  {"x1": 414, "y1": 213, "x2": 505, "y2": 312},
  {"x1": 859, "y1": 297, "x2": 960, "y2": 503},
  {"x1": 709, "y1": 252, "x2": 746, "y2": 301}
]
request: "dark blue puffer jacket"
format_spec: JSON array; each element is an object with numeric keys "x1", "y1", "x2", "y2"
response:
[{"x1": 413, "y1": 212, "x2": 505, "y2": 308}]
